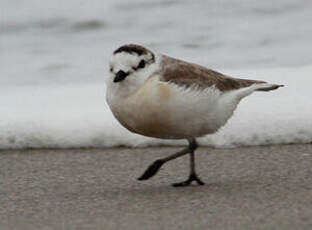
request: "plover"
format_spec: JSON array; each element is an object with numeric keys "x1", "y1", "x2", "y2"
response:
[{"x1": 106, "y1": 44, "x2": 283, "y2": 187}]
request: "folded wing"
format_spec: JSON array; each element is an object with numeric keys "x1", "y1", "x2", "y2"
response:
[{"x1": 159, "y1": 55, "x2": 268, "y2": 92}]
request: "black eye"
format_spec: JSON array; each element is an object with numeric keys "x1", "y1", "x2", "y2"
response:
[
  {"x1": 110, "y1": 67, "x2": 113, "y2": 72},
  {"x1": 137, "y1": 60, "x2": 145, "y2": 69}
]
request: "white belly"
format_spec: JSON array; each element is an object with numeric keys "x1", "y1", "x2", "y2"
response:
[{"x1": 106, "y1": 77, "x2": 239, "y2": 139}]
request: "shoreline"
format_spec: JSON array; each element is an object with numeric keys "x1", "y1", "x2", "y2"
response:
[{"x1": 1, "y1": 141, "x2": 311, "y2": 152}]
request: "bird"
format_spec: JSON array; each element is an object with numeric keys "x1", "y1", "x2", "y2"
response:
[{"x1": 106, "y1": 44, "x2": 283, "y2": 187}]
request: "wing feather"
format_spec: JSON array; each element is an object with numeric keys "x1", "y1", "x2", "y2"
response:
[{"x1": 159, "y1": 55, "x2": 265, "y2": 92}]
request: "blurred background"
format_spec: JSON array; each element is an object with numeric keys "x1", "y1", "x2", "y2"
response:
[
  {"x1": 2, "y1": 0, "x2": 312, "y2": 86},
  {"x1": 1, "y1": 0, "x2": 312, "y2": 149}
]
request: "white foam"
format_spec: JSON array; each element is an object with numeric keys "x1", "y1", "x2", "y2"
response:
[{"x1": 0, "y1": 66, "x2": 311, "y2": 149}]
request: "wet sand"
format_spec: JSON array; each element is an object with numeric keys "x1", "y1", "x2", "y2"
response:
[{"x1": 1, "y1": 144, "x2": 312, "y2": 230}]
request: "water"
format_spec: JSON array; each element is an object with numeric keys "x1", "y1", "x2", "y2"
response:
[{"x1": 1, "y1": 0, "x2": 312, "y2": 149}]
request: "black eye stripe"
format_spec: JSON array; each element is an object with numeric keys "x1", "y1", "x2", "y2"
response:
[
  {"x1": 132, "y1": 60, "x2": 146, "y2": 71},
  {"x1": 137, "y1": 60, "x2": 145, "y2": 69}
]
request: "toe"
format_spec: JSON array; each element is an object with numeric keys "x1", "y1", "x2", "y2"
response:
[
  {"x1": 190, "y1": 174, "x2": 205, "y2": 185},
  {"x1": 195, "y1": 179, "x2": 205, "y2": 185}
]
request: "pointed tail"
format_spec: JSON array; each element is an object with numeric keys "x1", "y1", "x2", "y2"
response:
[
  {"x1": 255, "y1": 83, "x2": 284, "y2": 91},
  {"x1": 234, "y1": 83, "x2": 284, "y2": 100}
]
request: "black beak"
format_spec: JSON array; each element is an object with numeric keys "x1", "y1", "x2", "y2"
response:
[{"x1": 114, "y1": 70, "x2": 129, "y2": 83}]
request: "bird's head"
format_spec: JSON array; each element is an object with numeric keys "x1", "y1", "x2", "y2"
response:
[{"x1": 108, "y1": 44, "x2": 157, "y2": 91}]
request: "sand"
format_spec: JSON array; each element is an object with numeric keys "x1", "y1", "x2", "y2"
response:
[{"x1": 1, "y1": 144, "x2": 312, "y2": 230}]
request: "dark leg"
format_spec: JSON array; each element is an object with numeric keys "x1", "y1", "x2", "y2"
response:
[
  {"x1": 137, "y1": 145, "x2": 190, "y2": 181},
  {"x1": 172, "y1": 138, "x2": 204, "y2": 187},
  {"x1": 138, "y1": 138, "x2": 204, "y2": 186}
]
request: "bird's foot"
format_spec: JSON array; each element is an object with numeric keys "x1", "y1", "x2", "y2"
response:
[
  {"x1": 138, "y1": 159, "x2": 165, "y2": 181},
  {"x1": 172, "y1": 173, "x2": 205, "y2": 187}
]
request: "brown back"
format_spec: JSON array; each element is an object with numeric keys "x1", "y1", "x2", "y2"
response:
[{"x1": 159, "y1": 55, "x2": 265, "y2": 92}]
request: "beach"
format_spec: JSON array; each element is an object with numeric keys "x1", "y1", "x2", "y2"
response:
[
  {"x1": 1, "y1": 144, "x2": 312, "y2": 229},
  {"x1": 1, "y1": 0, "x2": 312, "y2": 228}
]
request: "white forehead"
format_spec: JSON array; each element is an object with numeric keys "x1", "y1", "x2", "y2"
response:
[{"x1": 109, "y1": 52, "x2": 152, "y2": 71}]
